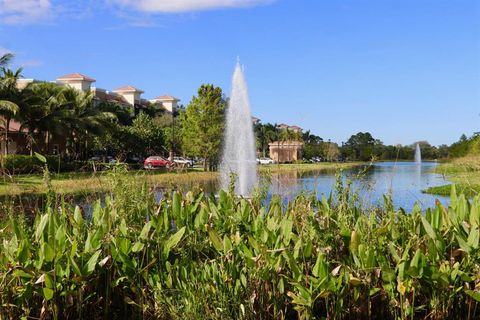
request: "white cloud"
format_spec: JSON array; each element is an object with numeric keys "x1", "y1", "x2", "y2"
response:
[
  {"x1": 0, "y1": 0, "x2": 52, "y2": 25},
  {"x1": 19, "y1": 59, "x2": 43, "y2": 67},
  {"x1": 0, "y1": 47, "x2": 14, "y2": 56},
  {"x1": 110, "y1": 0, "x2": 275, "y2": 13}
]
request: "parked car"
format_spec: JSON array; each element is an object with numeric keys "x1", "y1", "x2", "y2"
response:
[
  {"x1": 144, "y1": 156, "x2": 173, "y2": 169},
  {"x1": 173, "y1": 157, "x2": 193, "y2": 167},
  {"x1": 258, "y1": 157, "x2": 274, "y2": 165}
]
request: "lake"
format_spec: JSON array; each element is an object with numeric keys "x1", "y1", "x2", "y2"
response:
[
  {"x1": 2, "y1": 162, "x2": 450, "y2": 215},
  {"x1": 268, "y1": 161, "x2": 448, "y2": 211}
]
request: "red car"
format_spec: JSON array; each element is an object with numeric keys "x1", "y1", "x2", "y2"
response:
[{"x1": 144, "y1": 156, "x2": 173, "y2": 169}]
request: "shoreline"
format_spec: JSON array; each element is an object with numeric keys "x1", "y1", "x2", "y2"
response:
[
  {"x1": 422, "y1": 157, "x2": 480, "y2": 196},
  {"x1": 0, "y1": 162, "x2": 363, "y2": 197}
]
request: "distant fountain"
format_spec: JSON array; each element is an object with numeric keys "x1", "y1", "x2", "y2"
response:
[
  {"x1": 220, "y1": 61, "x2": 257, "y2": 196},
  {"x1": 415, "y1": 143, "x2": 422, "y2": 164}
]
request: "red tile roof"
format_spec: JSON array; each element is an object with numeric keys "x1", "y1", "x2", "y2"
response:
[
  {"x1": 0, "y1": 119, "x2": 26, "y2": 133},
  {"x1": 92, "y1": 90, "x2": 130, "y2": 105},
  {"x1": 154, "y1": 95, "x2": 179, "y2": 101},
  {"x1": 112, "y1": 86, "x2": 144, "y2": 93},
  {"x1": 57, "y1": 73, "x2": 96, "y2": 82}
]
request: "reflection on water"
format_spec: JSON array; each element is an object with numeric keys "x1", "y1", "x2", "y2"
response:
[
  {"x1": 269, "y1": 162, "x2": 448, "y2": 210},
  {"x1": 2, "y1": 162, "x2": 449, "y2": 214}
]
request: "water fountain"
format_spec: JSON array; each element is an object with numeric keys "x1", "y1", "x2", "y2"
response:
[
  {"x1": 415, "y1": 143, "x2": 422, "y2": 164},
  {"x1": 220, "y1": 61, "x2": 257, "y2": 196}
]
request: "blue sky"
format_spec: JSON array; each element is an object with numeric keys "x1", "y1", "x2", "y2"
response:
[{"x1": 1, "y1": 0, "x2": 479, "y2": 146}]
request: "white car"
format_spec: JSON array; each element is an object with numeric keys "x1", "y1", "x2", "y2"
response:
[
  {"x1": 258, "y1": 157, "x2": 274, "y2": 165},
  {"x1": 173, "y1": 157, "x2": 193, "y2": 167}
]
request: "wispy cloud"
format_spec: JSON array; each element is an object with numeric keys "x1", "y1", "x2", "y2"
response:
[
  {"x1": 19, "y1": 59, "x2": 43, "y2": 67},
  {"x1": 0, "y1": 47, "x2": 14, "y2": 56},
  {"x1": 109, "y1": 0, "x2": 276, "y2": 13},
  {"x1": 0, "y1": 0, "x2": 52, "y2": 25}
]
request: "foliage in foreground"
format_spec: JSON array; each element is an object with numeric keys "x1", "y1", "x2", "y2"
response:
[{"x1": 0, "y1": 182, "x2": 479, "y2": 319}]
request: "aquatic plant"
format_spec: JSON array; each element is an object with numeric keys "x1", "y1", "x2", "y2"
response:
[{"x1": 0, "y1": 181, "x2": 479, "y2": 319}]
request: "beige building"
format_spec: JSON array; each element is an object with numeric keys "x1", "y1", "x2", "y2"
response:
[
  {"x1": 112, "y1": 86, "x2": 145, "y2": 106},
  {"x1": 269, "y1": 141, "x2": 304, "y2": 163},
  {"x1": 150, "y1": 95, "x2": 180, "y2": 113},
  {"x1": 57, "y1": 73, "x2": 96, "y2": 91},
  {"x1": 276, "y1": 123, "x2": 303, "y2": 133},
  {"x1": 4, "y1": 71, "x2": 180, "y2": 155}
]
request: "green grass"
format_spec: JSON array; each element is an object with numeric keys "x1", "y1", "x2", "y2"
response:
[
  {"x1": 423, "y1": 184, "x2": 480, "y2": 197},
  {"x1": 424, "y1": 156, "x2": 480, "y2": 197},
  {"x1": 258, "y1": 161, "x2": 362, "y2": 172},
  {"x1": 0, "y1": 162, "x2": 361, "y2": 196}
]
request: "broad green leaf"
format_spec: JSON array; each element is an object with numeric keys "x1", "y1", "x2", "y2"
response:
[
  {"x1": 172, "y1": 192, "x2": 181, "y2": 218},
  {"x1": 85, "y1": 250, "x2": 101, "y2": 274},
  {"x1": 132, "y1": 241, "x2": 145, "y2": 253},
  {"x1": 16, "y1": 239, "x2": 30, "y2": 263},
  {"x1": 34, "y1": 152, "x2": 47, "y2": 164},
  {"x1": 164, "y1": 226, "x2": 186, "y2": 253},
  {"x1": 139, "y1": 221, "x2": 153, "y2": 240},
  {"x1": 313, "y1": 253, "x2": 327, "y2": 279},
  {"x1": 70, "y1": 256, "x2": 82, "y2": 276},
  {"x1": 13, "y1": 269, "x2": 33, "y2": 279},
  {"x1": 208, "y1": 227, "x2": 223, "y2": 252},
  {"x1": 43, "y1": 288, "x2": 54, "y2": 300},
  {"x1": 74, "y1": 206, "x2": 84, "y2": 226},
  {"x1": 35, "y1": 214, "x2": 49, "y2": 242},
  {"x1": 119, "y1": 218, "x2": 127, "y2": 236},
  {"x1": 421, "y1": 216, "x2": 437, "y2": 241},
  {"x1": 223, "y1": 235, "x2": 233, "y2": 253},
  {"x1": 282, "y1": 218, "x2": 293, "y2": 246},
  {"x1": 467, "y1": 228, "x2": 479, "y2": 250},
  {"x1": 304, "y1": 240, "x2": 313, "y2": 258},
  {"x1": 43, "y1": 243, "x2": 55, "y2": 262},
  {"x1": 466, "y1": 290, "x2": 480, "y2": 302},
  {"x1": 44, "y1": 273, "x2": 54, "y2": 289}
]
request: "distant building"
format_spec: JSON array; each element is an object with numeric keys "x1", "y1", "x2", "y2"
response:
[
  {"x1": 276, "y1": 123, "x2": 303, "y2": 133},
  {"x1": 57, "y1": 73, "x2": 96, "y2": 91},
  {"x1": 252, "y1": 116, "x2": 261, "y2": 125},
  {"x1": 1, "y1": 72, "x2": 180, "y2": 155},
  {"x1": 269, "y1": 141, "x2": 304, "y2": 163},
  {"x1": 150, "y1": 95, "x2": 180, "y2": 113},
  {"x1": 111, "y1": 86, "x2": 145, "y2": 106}
]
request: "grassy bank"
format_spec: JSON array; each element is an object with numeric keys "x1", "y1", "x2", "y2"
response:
[
  {"x1": 0, "y1": 162, "x2": 361, "y2": 196},
  {"x1": 258, "y1": 161, "x2": 363, "y2": 173},
  {"x1": 424, "y1": 156, "x2": 480, "y2": 196},
  {"x1": 0, "y1": 177, "x2": 478, "y2": 319}
]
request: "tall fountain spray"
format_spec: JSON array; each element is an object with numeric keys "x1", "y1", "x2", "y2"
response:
[
  {"x1": 415, "y1": 143, "x2": 422, "y2": 164},
  {"x1": 220, "y1": 62, "x2": 257, "y2": 196}
]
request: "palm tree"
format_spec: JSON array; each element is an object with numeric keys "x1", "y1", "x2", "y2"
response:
[
  {"x1": 0, "y1": 53, "x2": 13, "y2": 68},
  {"x1": 24, "y1": 82, "x2": 67, "y2": 154},
  {"x1": 59, "y1": 87, "x2": 117, "y2": 158},
  {"x1": 0, "y1": 67, "x2": 22, "y2": 154},
  {"x1": 255, "y1": 124, "x2": 276, "y2": 157},
  {"x1": 17, "y1": 83, "x2": 47, "y2": 155}
]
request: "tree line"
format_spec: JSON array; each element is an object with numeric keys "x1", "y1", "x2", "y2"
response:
[{"x1": 0, "y1": 53, "x2": 475, "y2": 170}]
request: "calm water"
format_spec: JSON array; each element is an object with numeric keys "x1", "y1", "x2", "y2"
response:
[
  {"x1": 3, "y1": 162, "x2": 450, "y2": 215},
  {"x1": 269, "y1": 161, "x2": 448, "y2": 211}
]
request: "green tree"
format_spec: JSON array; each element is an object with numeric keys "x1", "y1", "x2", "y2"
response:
[
  {"x1": 324, "y1": 142, "x2": 340, "y2": 161},
  {"x1": 0, "y1": 53, "x2": 13, "y2": 68},
  {"x1": 0, "y1": 68, "x2": 23, "y2": 154},
  {"x1": 342, "y1": 132, "x2": 376, "y2": 161},
  {"x1": 255, "y1": 123, "x2": 276, "y2": 157},
  {"x1": 179, "y1": 84, "x2": 225, "y2": 171},
  {"x1": 128, "y1": 112, "x2": 165, "y2": 157}
]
